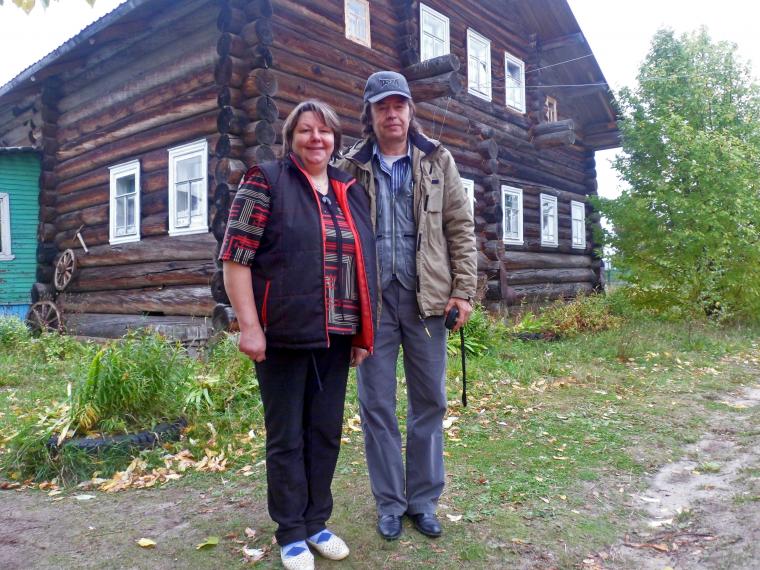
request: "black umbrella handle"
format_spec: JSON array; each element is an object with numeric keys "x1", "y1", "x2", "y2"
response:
[{"x1": 460, "y1": 328, "x2": 467, "y2": 407}]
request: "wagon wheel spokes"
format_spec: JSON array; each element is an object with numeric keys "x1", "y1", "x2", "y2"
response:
[
  {"x1": 26, "y1": 301, "x2": 63, "y2": 334},
  {"x1": 54, "y1": 248, "x2": 77, "y2": 291}
]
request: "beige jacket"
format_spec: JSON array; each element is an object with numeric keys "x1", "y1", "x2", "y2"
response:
[{"x1": 337, "y1": 132, "x2": 477, "y2": 317}]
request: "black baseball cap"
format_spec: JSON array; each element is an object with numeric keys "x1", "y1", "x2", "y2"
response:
[{"x1": 363, "y1": 71, "x2": 412, "y2": 103}]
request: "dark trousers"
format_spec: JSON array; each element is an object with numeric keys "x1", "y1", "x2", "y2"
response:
[{"x1": 254, "y1": 334, "x2": 352, "y2": 546}]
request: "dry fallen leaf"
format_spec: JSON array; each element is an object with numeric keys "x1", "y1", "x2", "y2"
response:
[
  {"x1": 445, "y1": 514, "x2": 462, "y2": 522},
  {"x1": 242, "y1": 545, "x2": 265, "y2": 561},
  {"x1": 137, "y1": 538, "x2": 156, "y2": 548},
  {"x1": 244, "y1": 527, "x2": 257, "y2": 538}
]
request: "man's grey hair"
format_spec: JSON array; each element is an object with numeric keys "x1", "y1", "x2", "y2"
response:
[{"x1": 360, "y1": 99, "x2": 424, "y2": 141}]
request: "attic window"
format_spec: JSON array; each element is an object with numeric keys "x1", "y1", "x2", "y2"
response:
[
  {"x1": 345, "y1": 0, "x2": 371, "y2": 48},
  {"x1": 420, "y1": 3, "x2": 449, "y2": 61},
  {"x1": 546, "y1": 96, "x2": 558, "y2": 122},
  {"x1": 505, "y1": 52, "x2": 526, "y2": 113},
  {"x1": 0, "y1": 193, "x2": 13, "y2": 261},
  {"x1": 467, "y1": 29, "x2": 492, "y2": 101}
]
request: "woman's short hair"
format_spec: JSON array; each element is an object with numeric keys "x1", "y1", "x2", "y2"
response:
[
  {"x1": 360, "y1": 99, "x2": 423, "y2": 140},
  {"x1": 281, "y1": 100, "x2": 342, "y2": 159}
]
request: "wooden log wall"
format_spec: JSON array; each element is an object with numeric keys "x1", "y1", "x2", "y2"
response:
[
  {"x1": 36, "y1": 0, "x2": 221, "y2": 321},
  {"x1": 260, "y1": 0, "x2": 604, "y2": 310},
  {"x1": 0, "y1": 92, "x2": 41, "y2": 148},
  {"x1": 211, "y1": 0, "x2": 279, "y2": 330}
]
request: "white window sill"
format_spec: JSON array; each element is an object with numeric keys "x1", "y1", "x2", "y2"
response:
[
  {"x1": 0, "y1": 254, "x2": 15, "y2": 261},
  {"x1": 469, "y1": 88, "x2": 492, "y2": 102},
  {"x1": 503, "y1": 239, "x2": 523, "y2": 246},
  {"x1": 170, "y1": 226, "x2": 209, "y2": 237},
  {"x1": 541, "y1": 242, "x2": 560, "y2": 248},
  {"x1": 110, "y1": 234, "x2": 141, "y2": 245}
]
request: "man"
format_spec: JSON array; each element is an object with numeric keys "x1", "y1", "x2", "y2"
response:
[{"x1": 337, "y1": 71, "x2": 477, "y2": 540}]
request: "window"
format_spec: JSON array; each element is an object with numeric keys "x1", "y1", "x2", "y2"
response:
[
  {"x1": 505, "y1": 52, "x2": 526, "y2": 112},
  {"x1": 540, "y1": 193, "x2": 558, "y2": 247},
  {"x1": 461, "y1": 178, "x2": 475, "y2": 214},
  {"x1": 168, "y1": 139, "x2": 208, "y2": 236},
  {"x1": 0, "y1": 193, "x2": 13, "y2": 261},
  {"x1": 501, "y1": 185, "x2": 523, "y2": 245},
  {"x1": 467, "y1": 29, "x2": 491, "y2": 101},
  {"x1": 546, "y1": 96, "x2": 558, "y2": 122},
  {"x1": 345, "y1": 0, "x2": 371, "y2": 47},
  {"x1": 108, "y1": 160, "x2": 141, "y2": 244},
  {"x1": 420, "y1": 3, "x2": 449, "y2": 61},
  {"x1": 571, "y1": 200, "x2": 586, "y2": 249}
]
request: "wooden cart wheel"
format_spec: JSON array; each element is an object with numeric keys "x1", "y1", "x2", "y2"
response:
[
  {"x1": 25, "y1": 301, "x2": 63, "y2": 334},
  {"x1": 54, "y1": 248, "x2": 77, "y2": 291}
]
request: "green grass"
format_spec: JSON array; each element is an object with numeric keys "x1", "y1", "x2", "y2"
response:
[{"x1": 1, "y1": 297, "x2": 759, "y2": 568}]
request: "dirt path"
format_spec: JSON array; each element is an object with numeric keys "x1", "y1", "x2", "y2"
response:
[{"x1": 597, "y1": 384, "x2": 760, "y2": 569}]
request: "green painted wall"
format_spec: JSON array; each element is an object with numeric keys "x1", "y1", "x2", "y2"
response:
[{"x1": 0, "y1": 153, "x2": 40, "y2": 307}]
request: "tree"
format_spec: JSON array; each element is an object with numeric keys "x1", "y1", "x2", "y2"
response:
[
  {"x1": 598, "y1": 28, "x2": 760, "y2": 321},
  {"x1": 0, "y1": 0, "x2": 95, "y2": 13}
]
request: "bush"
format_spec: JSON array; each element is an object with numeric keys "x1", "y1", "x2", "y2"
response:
[
  {"x1": 447, "y1": 304, "x2": 503, "y2": 357},
  {"x1": 0, "y1": 316, "x2": 30, "y2": 349},
  {"x1": 68, "y1": 332, "x2": 194, "y2": 435},
  {"x1": 511, "y1": 294, "x2": 622, "y2": 339}
]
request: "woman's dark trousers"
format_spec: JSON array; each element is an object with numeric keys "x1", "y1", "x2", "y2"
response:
[{"x1": 254, "y1": 334, "x2": 351, "y2": 546}]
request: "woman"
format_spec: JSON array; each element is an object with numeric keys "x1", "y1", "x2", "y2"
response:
[{"x1": 219, "y1": 100, "x2": 377, "y2": 570}]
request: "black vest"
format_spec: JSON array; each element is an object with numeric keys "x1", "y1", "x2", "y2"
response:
[{"x1": 249, "y1": 156, "x2": 377, "y2": 350}]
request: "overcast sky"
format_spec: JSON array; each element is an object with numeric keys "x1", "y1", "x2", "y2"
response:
[{"x1": 1, "y1": 0, "x2": 758, "y2": 197}]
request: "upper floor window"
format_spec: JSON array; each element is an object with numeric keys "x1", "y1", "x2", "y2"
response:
[
  {"x1": 0, "y1": 193, "x2": 13, "y2": 261},
  {"x1": 546, "y1": 96, "x2": 558, "y2": 122},
  {"x1": 461, "y1": 178, "x2": 475, "y2": 215},
  {"x1": 505, "y1": 52, "x2": 526, "y2": 112},
  {"x1": 501, "y1": 185, "x2": 523, "y2": 245},
  {"x1": 345, "y1": 0, "x2": 371, "y2": 48},
  {"x1": 168, "y1": 139, "x2": 208, "y2": 236},
  {"x1": 540, "y1": 193, "x2": 558, "y2": 247},
  {"x1": 109, "y1": 160, "x2": 141, "y2": 244},
  {"x1": 467, "y1": 29, "x2": 491, "y2": 101},
  {"x1": 571, "y1": 200, "x2": 586, "y2": 249},
  {"x1": 420, "y1": 3, "x2": 449, "y2": 61}
]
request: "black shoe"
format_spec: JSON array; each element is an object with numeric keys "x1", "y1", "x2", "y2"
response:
[
  {"x1": 409, "y1": 513, "x2": 442, "y2": 538},
  {"x1": 377, "y1": 514, "x2": 403, "y2": 540}
]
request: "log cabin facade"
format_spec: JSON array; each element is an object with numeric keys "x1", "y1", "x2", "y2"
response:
[{"x1": 0, "y1": 0, "x2": 618, "y2": 337}]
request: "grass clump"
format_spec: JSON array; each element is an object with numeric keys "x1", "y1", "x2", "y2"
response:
[
  {"x1": 69, "y1": 331, "x2": 193, "y2": 434},
  {"x1": 511, "y1": 293, "x2": 622, "y2": 339},
  {"x1": 0, "y1": 316, "x2": 31, "y2": 348}
]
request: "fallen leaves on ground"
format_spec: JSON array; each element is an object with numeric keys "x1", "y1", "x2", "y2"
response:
[
  {"x1": 98, "y1": 448, "x2": 229, "y2": 493},
  {"x1": 136, "y1": 538, "x2": 156, "y2": 548},
  {"x1": 196, "y1": 536, "x2": 219, "y2": 550}
]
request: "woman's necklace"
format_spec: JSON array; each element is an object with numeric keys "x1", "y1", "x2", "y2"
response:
[{"x1": 311, "y1": 175, "x2": 330, "y2": 195}]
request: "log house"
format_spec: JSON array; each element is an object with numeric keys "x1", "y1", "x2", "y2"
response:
[{"x1": 0, "y1": 0, "x2": 618, "y2": 337}]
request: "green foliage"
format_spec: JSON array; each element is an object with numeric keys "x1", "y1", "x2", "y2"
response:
[
  {"x1": 597, "y1": 28, "x2": 760, "y2": 321},
  {"x1": 0, "y1": 316, "x2": 30, "y2": 348},
  {"x1": 510, "y1": 294, "x2": 621, "y2": 338},
  {"x1": 447, "y1": 304, "x2": 503, "y2": 357},
  {"x1": 68, "y1": 332, "x2": 193, "y2": 434}
]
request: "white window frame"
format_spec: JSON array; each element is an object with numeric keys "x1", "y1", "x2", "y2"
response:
[
  {"x1": 467, "y1": 28, "x2": 492, "y2": 101},
  {"x1": 345, "y1": 0, "x2": 371, "y2": 48},
  {"x1": 0, "y1": 193, "x2": 13, "y2": 261},
  {"x1": 461, "y1": 178, "x2": 475, "y2": 215},
  {"x1": 571, "y1": 200, "x2": 587, "y2": 249},
  {"x1": 420, "y1": 3, "x2": 450, "y2": 61},
  {"x1": 501, "y1": 185, "x2": 523, "y2": 245},
  {"x1": 108, "y1": 160, "x2": 141, "y2": 245},
  {"x1": 168, "y1": 139, "x2": 209, "y2": 237},
  {"x1": 546, "y1": 95, "x2": 558, "y2": 122},
  {"x1": 505, "y1": 52, "x2": 526, "y2": 113},
  {"x1": 540, "y1": 193, "x2": 559, "y2": 247}
]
